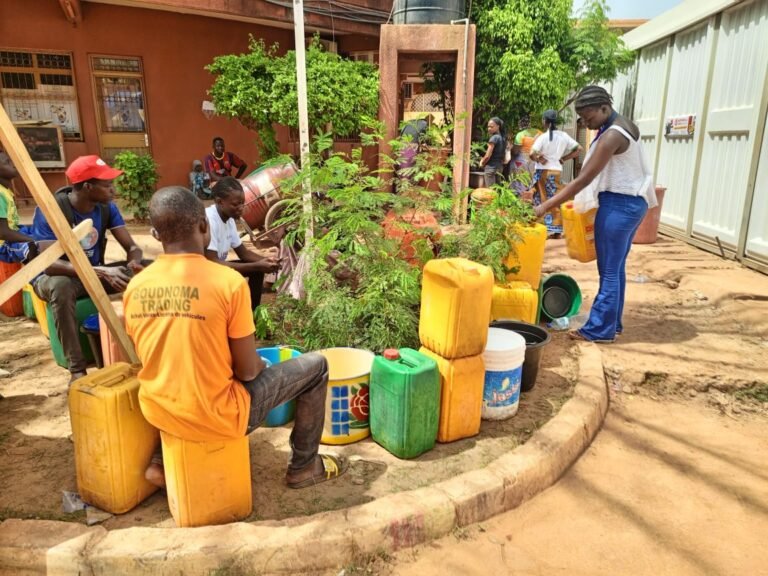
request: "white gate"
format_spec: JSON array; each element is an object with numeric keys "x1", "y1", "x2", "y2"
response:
[
  {"x1": 655, "y1": 22, "x2": 713, "y2": 231},
  {"x1": 745, "y1": 105, "x2": 768, "y2": 263},
  {"x1": 692, "y1": 0, "x2": 768, "y2": 247},
  {"x1": 633, "y1": 41, "x2": 670, "y2": 177}
]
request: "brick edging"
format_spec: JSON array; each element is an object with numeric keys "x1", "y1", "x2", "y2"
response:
[{"x1": 0, "y1": 343, "x2": 607, "y2": 575}]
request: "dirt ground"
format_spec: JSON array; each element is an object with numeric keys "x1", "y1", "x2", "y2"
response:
[
  {"x1": 345, "y1": 395, "x2": 768, "y2": 576},
  {"x1": 2, "y1": 222, "x2": 767, "y2": 560},
  {"x1": 325, "y1": 238, "x2": 768, "y2": 576},
  {"x1": 0, "y1": 225, "x2": 577, "y2": 528}
]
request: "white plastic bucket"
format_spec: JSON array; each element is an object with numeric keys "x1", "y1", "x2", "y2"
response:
[{"x1": 482, "y1": 327, "x2": 526, "y2": 420}]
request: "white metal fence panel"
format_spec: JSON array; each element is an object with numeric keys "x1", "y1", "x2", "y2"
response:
[
  {"x1": 692, "y1": 0, "x2": 768, "y2": 246},
  {"x1": 633, "y1": 41, "x2": 669, "y2": 175},
  {"x1": 745, "y1": 106, "x2": 768, "y2": 262},
  {"x1": 611, "y1": 66, "x2": 636, "y2": 118},
  {"x1": 656, "y1": 23, "x2": 712, "y2": 231}
]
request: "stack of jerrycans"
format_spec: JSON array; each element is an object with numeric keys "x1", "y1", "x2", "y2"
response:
[
  {"x1": 418, "y1": 258, "x2": 494, "y2": 442},
  {"x1": 69, "y1": 362, "x2": 160, "y2": 514},
  {"x1": 369, "y1": 348, "x2": 441, "y2": 459}
]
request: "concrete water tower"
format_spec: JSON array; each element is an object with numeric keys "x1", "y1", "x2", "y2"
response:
[{"x1": 378, "y1": 0, "x2": 476, "y2": 222}]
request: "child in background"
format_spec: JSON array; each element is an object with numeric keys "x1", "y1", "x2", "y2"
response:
[
  {"x1": 189, "y1": 160, "x2": 212, "y2": 199},
  {"x1": 0, "y1": 150, "x2": 38, "y2": 264}
]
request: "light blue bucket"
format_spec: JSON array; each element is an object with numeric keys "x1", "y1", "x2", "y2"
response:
[{"x1": 257, "y1": 347, "x2": 301, "y2": 427}]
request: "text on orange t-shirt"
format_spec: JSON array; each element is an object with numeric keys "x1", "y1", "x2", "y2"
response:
[{"x1": 123, "y1": 253, "x2": 255, "y2": 441}]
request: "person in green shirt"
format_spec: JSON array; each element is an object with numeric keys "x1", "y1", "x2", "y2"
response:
[{"x1": 0, "y1": 150, "x2": 38, "y2": 263}]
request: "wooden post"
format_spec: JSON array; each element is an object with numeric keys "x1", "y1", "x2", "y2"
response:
[
  {"x1": 0, "y1": 220, "x2": 93, "y2": 305},
  {"x1": 292, "y1": 0, "x2": 314, "y2": 243},
  {"x1": 0, "y1": 103, "x2": 139, "y2": 364}
]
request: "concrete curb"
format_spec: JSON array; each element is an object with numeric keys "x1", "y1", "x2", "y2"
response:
[{"x1": 0, "y1": 343, "x2": 607, "y2": 575}]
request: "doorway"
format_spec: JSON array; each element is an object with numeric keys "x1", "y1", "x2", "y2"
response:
[{"x1": 89, "y1": 55, "x2": 150, "y2": 162}]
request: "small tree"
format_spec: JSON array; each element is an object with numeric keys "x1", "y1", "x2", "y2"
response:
[
  {"x1": 470, "y1": 0, "x2": 635, "y2": 132},
  {"x1": 112, "y1": 151, "x2": 159, "y2": 222},
  {"x1": 207, "y1": 37, "x2": 379, "y2": 160}
]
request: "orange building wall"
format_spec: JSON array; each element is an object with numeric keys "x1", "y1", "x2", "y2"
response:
[{"x1": 2, "y1": 0, "x2": 295, "y2": 191}]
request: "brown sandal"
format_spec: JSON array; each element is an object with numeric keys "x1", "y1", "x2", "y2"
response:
[{"x1": 286, "y1": 454, "x2": 348, "y2": 489}]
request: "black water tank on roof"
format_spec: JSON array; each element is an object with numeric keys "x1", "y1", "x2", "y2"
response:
[{"x1": 392, "y1": 0, "x2": 467, "y2": 25}]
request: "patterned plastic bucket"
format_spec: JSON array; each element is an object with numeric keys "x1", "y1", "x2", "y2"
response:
[{"x1": 318, "y1": 347, "x2": 375, "y2": 445}]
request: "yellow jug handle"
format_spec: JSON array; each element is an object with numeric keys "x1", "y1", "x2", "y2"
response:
[{"x1": 82, "y1": 365, "x2": 132, "y2": 389}]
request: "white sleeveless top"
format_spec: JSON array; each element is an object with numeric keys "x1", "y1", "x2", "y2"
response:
[{"x1": 576, "y1": 125, "x2": 657, "y2": 211}]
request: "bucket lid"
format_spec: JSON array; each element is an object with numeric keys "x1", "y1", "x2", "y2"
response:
[
  {"x1": 485, "y1": 327, "x2": 526, "y2": 352},
  {"x1": 542, "y1": 286, "x2": 571, "y2": 318}
]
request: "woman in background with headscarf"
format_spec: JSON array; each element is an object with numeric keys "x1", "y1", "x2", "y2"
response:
[
  {"x1": 479, "y1": 117, "x2": 506, "y2": 186},
  {"x1": 512, "y1": 114, "x2": 541, "y2": 174},
  {"x1": 510, "y1": 114, "x2": 542, "y2": 200},
  {"x1": 530, "y1": 109, "x2": 582, "y2": 238}
]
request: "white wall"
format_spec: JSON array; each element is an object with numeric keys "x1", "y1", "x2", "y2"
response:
[
  {"x1": 655, "y1": 23, "x2": 712, "y2": 231},
  {"x1": 626, "y1": 0, "x2": 768, "y2": 271},
  {"x1": 692, "y1": 0, "x2": 768, "y2": 247}
]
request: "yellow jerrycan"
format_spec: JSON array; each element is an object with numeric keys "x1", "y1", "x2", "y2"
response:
[
  {"x1": 561, "y1": 202, "x2": 597, "y2": 262},
  {"x1": 420, "y1": 258, "x2": 494, "y2": 359},
  {"x1": 68, "y1": 362, "x2": 160, "y2": 514}
]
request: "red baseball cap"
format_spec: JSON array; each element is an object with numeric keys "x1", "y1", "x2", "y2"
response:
[{"x1": 66, "y1": 155, "x2": 123, "y2": 184}]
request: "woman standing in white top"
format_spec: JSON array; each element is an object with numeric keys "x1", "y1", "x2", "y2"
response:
[
  {"x1": 534, "y1": 86, "x2": 657, "y2": 343},
  {"x1": 529, "y1": 110, "x2": 582, "y2": 238}
]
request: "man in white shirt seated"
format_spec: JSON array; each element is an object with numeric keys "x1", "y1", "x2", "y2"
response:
[{"x1": 204, "y1": 177, "x2": 279, "y2": 309}]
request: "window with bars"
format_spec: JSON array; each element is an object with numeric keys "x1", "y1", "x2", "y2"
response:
[{"x1": 0, "y1": 50, "x2": 82, "y2": 140}]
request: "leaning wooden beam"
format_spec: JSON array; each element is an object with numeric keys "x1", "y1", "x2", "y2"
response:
[
  {"x1": 0, "y1": 219, "x2": 93, "y2": 305},
  {"x1": 0, "y1": 103, "x2": 139, "y2": 364}
]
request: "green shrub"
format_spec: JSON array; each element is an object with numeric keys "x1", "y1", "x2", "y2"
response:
[{"x1": 113, "y1": 151, "x2": 159, "y2": 222}]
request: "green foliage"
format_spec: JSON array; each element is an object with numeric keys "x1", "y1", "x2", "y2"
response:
[
  {"x1": 421, "y1": 62, "x2": 457, "y2": 126},
  {"x1": 735, "y1": 383, "x2": 768, "y2": 404},
  {"x1": 470, "y1": 0, "x2": 635, "y2": 132},
  {"x1": 266, "y1": 131, "x2": 424, "y2": 352},
  {"x1": 112, "y1": 151, "x2": 159, "y2": 222},
  {"x1": 207, "y1": 36, "x2": 379, "y2": 160},
  {"x1": 569, "y1": 0, "x2": 637, "y2": 94},
  {"x1": 253, "y1": 304, "x2": 274, "y2": 340},
  {"x1": 263, "y1": 119, "x2": 534, "y2": 351},
  {"x1": 440, "y1": 184, "x2": 536, "y2": 281}
]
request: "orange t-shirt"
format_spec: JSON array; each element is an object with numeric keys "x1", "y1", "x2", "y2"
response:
[{"x1": 123, "y1": 253, "x2": 255, "y2": 441}]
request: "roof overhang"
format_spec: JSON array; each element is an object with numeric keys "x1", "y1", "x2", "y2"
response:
[
  {"x1": 82, "y1": 0, "x2": 388, "y2": 37},
  {"x1": 622, "y1": 0, "x2": 746, "y2": 49}
]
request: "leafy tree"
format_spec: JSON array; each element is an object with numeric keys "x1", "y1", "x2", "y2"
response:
[
  {"x1": 207, "y1": 37, "x2": 379, "y2": 160},
  {"x1": 470, "y1": 0, "x2": 634, "y2": 132}
]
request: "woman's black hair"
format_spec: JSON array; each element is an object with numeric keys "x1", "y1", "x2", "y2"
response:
[
  {"x1": 574, "y1": 85, "x2": 613, "y2": 111},
  {"x1": 543, "y1": 109, "x2": 558, "y2": 141},
  {"x1": 490, "y1": 116, "x2": 506, "y2": 142}
]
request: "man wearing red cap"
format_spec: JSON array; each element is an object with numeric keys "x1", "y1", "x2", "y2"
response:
[{"x1": 31, "y1": 155, "x2": 145, "y2": 383}]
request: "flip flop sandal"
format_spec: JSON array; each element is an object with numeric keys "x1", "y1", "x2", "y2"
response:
[
  {"x1": 286, "y1": 454, "x2": 349, "y2": 489},
  {"x1": 568, "y1": 330, "x2": 615, "y2": 344}
]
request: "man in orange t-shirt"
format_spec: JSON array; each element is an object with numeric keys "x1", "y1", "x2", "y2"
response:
[{"x1": 124, "y1": 186, "x2": 347, "y2": 489}]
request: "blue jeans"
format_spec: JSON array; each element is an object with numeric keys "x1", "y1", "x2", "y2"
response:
[
  {"x1": 579, "y1": 192, "x2": 648, "y2": 342},
  {"x1": 242, "y1": 352, "x2": 328, "y2": 472}
]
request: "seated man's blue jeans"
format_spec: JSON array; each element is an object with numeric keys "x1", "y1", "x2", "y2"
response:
[
  {"x1": 579, "y1": 192, "x2": 648, "y2": 342},
  {"x1": 242, "y1": 352, "x2": 328, "y2": 472}
]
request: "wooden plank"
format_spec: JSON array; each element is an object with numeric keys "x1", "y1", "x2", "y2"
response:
[
  {"x1": 0, "y1": 219, "x2": 93, "y2": 305},
  {"x1": 0, "y1": 103, "x2": 139, "y2": 365}
]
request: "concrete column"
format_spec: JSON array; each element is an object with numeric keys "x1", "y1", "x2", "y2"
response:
[{"x1": 378, "y1": 24, "x2": 477, "y2": 223}]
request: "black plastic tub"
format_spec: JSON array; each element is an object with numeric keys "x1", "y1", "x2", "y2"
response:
[{"x1": 490, "y1": 320, "x2": 551, "y2": 392}]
